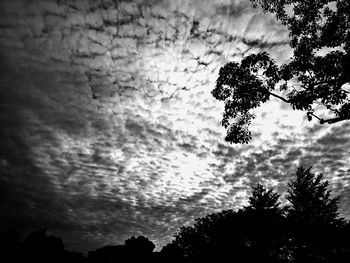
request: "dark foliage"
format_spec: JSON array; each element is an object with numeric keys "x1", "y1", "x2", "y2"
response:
[
  {"x1": 171, "y1": 167, "x2": 350, "y2": 263},
  {"x1": 124, "y1": 235, "x2": 155, "y2": 254},
  {"x1": 213, "y1": 0, "x2": 350, "y2": 143},
  {"x1": 0, "y1": 228, "x2": 85, "y2": 263},
  {"x1": 287, "y1": 167, "x2": 341, "y2": 225},
  {"x1": 285, "y1": 167, "x2": 345, "y2": 263},
  {"x1": 159, "y1": 243, "x2": 185, "y2": 263},
  {"x1": 170, "y1": 185, "x2": 288, "y2": 262},
  {"x1": 87, "y1": 235, "x2": 156, "y2": 263}
]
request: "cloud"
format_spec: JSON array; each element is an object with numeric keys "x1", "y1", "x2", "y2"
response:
[{"x1": 0, "y1": 0, "x2": 348, "y2": 252}]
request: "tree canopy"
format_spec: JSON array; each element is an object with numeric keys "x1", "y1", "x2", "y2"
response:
[
  {"x1": 212, "y1": 0, "x2": 350, "y2": 143},
  {"x1": 171, "y1": 166, "x2": 349, "y2": 263},
  {"x1": 285, "y1": 167, "x2": 345, "y2": 263},
  {"x1": 287, "y1": 166, "x2": 341, "y2": 225},
  {"x1": 248, "y1": 183, "x2": 282, "y2": 212}
]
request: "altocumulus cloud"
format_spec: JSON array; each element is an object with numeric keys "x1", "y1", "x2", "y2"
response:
[{"x1": 0, "y1": 0, "x2": 349, "y2": 251}]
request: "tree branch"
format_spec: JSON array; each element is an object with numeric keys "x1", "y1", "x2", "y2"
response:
[
  {"x1": 320, "y1": 116, "x2": 350, "y2": 124},
  {"x1": 308, "y1": 112, "x2": 349, "y2": 124},
  {"x1": 268, "y1": 92, "x2": 290, "y2": 103},
  {"x1": 308, "y1": 112, "x2": 323, "y2": 122}
]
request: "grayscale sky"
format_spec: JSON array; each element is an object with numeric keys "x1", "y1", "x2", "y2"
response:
[{"x1": 0, "y1": 0, "x2": 349, "y2": 252}]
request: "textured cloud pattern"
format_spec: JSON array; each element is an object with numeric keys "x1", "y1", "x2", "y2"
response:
[{"x1": 0, "y1": 0, "x2": 349, "y2": 251}]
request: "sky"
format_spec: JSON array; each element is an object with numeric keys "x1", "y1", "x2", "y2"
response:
[{"x1": 0, "y1": 0, "x2": 349, "y2": 252}]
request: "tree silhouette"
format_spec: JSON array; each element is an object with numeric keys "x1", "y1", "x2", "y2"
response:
[
  {"x1": 287, "y1": 167, "x2": 341, "y2": 225},
  {"x1": 87, "y1": 235, "x2": 156, "y2": 263},
  {"x1": 286, "y1": 166, "x2": 344, "y2": 263},
  {"x1": 123, "y1": 235, "x2": 155, "y2": 262},
  {"x1": 160, "y1": 243, "x2": 184, "y2": 263},
  {"x1": 244, "y1": 184, "x2": 289, "y2": 263},
  {"x1": 212, "y1": 0, "x2": 350, "y2": 143},
  {"x1": 20, "y1": 228, "x2": 64, "y2": 263},
  {"x1": 124, "y1": 235, "x2": 155, "y2": 254},
  {"x1": 248, "y1": 183, "x2": 282, "y2": 212},
  {"x1": 169, "y1": 167, "x2": 349, "y2": 262},
  {"x1": 172, "y1": 209, "x2": 251, "y2": 262},
  {"x1": 171, "y1": 185, "x2": 289, "y2": 262}
]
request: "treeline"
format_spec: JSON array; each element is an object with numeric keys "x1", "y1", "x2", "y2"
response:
[
  {"x1": 167, "y1": 167, "x2": 350, "y2": 263},
  {"x1": 1, "y1": 167, "x2": 350, "y2": 262}
]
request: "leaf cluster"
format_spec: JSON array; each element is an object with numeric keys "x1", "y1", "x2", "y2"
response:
[{"x1": 214, "y1": 0, "x2": 350, "y2": 143}]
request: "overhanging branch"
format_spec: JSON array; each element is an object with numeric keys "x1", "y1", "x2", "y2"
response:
[
  {"x1": 308, "y1": 112, "x2": 350, "y2": 124},
  {"x1": 320, "y1": 116, "x2": 350, "y2": 124},
  {"x1": 268, "y1": 92, "x2": 290, "y2": 103}
]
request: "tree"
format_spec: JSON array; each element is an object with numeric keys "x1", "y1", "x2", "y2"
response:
[
  {"x1": 21, "y1": 229, "x2": 64, "y2": 263},
  {"x1": 172, "y1": 209, "x2": 252, "y2": 262},
  {"x1": 212, "y1": 0, "x2": 350, "y2": 143},
  {"x1": 123, "y1": 235, "x2": 155, "y2": 262},
  {"x1": 171, "y1": 185, "x2": 288, "y2": 263},
  {"x1": 124, "y1": 235, "x2": 155, "y2": 254},
  {"x1": 286, "y1": 166, "x2": 344, "y2": 262},
  {"x1": 89, "y1": 236, "x2": 156, "y2": 263},
  {"x1": 167, "y1": 168, "x2": 348, "y2": 262},
  {"x1": 244, "y1": 184, "x2": 289, "y2": 263},
  {"x1": 248, "y1": 183, "x2": 282, "y2": 212},
  {"x1": 287, "y1": 166, "x2": 341, "y2": 225}
]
